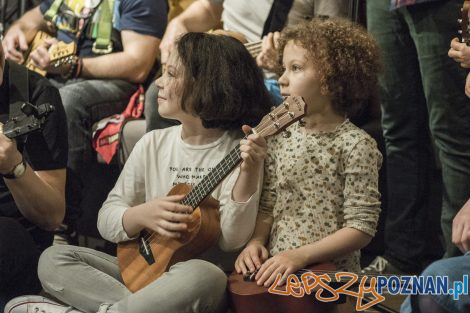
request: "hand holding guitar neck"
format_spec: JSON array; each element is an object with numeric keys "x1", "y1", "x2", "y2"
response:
[{"x1": 26, "y1": 34, "x2": 77, "y2": 76}]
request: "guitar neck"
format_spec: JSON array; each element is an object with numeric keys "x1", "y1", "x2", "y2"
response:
[{"x1": 182, "y1": 144, "x2": 241, "y2": 208}]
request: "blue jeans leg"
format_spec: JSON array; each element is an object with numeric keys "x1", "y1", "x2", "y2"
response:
[
  {"x1": 367, "y1": 0, "x2": 444, "y2": 272},
  {"x1": 50, "y1": 78, "x2": 137, "y2": 178}
]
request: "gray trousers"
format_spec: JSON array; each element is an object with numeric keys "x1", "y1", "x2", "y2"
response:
[{"x1": 38, "y1": 245, "x2": 228, "y2": 313}]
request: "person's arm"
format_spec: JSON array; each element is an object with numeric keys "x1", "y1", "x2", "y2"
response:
[
  {"x1": 234, "y1": 211, "x2": 272, "y2": 274},
  {"x1": 452, "y1": 199, "x2": 470, "y2": 253},
  {"x1": 160, "y1": 0, "x2": 223, "y2": 64},
  {"x1": 0, "y1": 131, "x2": 65, "y2": 231},
  {"x1": 2, "y1": 6, "x2": 47, "y2": 63},
  {"x1": 234, "y1": 141, "x2": 278, "y2": 273},
  {"x1": 79, "y1": 30, "x2": 160, "y2": 83},
  {"x1": 31, "y1": 30, "x2": 160, "y2": 83},
  {"x1": 215, "y1": 127, "x2": 267, "y2": 251},
  {"x1": 5, "y1": 166, "x2": 65, "y2": 231},
  {"x1": 254, "y1": 137, "x2": 382, "y2": 287},
  {"x1": 98, "y1": 133, "x2": 192, "y2": 243}
]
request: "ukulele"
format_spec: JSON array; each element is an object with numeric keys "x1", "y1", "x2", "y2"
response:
[
  {"x1": 459, "y1": 1, "x2": 470, "y2": 45},
  {"x1": 23, "y1": 31, "x2": 76, "y2": 76},
  {"x1": 228, "y1": 264, "x2": 399, "y2": 313},
  {"x1": 228, "y1": 263, "x2": 339, "y2": 313},
  {"x1": 117, "y1": 96, "x2": 307, "y2": 293}
]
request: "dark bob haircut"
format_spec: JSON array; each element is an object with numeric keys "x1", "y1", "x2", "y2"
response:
[
  {"x1": 176, "y1": 32, "x2": 272, "y2": 130},
  {"x1": 278, "y1": 18, "x2": 382, "y2": 118}
]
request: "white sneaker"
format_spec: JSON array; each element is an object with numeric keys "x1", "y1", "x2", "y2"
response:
[{"x1": 4, "y1": 296, "x2": 81, "y2": 313}]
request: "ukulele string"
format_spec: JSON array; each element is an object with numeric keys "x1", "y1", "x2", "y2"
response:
[{"x1": 141, "y1": 104, "x2": 298, "y2": 245}]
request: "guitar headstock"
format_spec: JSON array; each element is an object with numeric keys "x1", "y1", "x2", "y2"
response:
[
  {"x1": 0, "y1": 102, "x2": 55, "y2": 139},
  {"x1": 459, "y1": 1, "x2": 470, "y2": 45},
  {"x1": 49, "y1": 41, "x2": 76, "y2": 62},
  {"x1": 253, "y1": 96, "x2": 306, "y2": 138}
]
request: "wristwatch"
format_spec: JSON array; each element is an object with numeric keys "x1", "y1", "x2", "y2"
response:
[{"x1": 3, "y1": 158, "x2": 27, "y2": 179}]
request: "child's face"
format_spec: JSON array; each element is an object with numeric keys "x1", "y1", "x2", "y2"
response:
[
  {"x1": 278, "y1": 41, "x2": 329, "y2": 115},
  {"x1": 156, "y1": 50, "x2": 185, "y2": 120}
]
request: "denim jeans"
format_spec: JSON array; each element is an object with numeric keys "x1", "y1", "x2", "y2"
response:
[
  {"x1": 401, "y1": 253, "x2": 470, "y2": 313},
  {"x1": 0, "y1": 218, "x2": 42, "y2": 311},
  {"x1": 38, "y1": 245, "x2": 228, "y2": 313},
  {"x1": 49, "y1": 78, "x2": 137, "y2": 179},
  {"x1": 367, "y1": 0, "x2": 470, "y2": 271}
]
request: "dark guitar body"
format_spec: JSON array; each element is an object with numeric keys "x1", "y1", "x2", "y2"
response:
[
  {"x1": 117, "y1": 183, "x2": 221, "y2": 293},
  {"x1": 228, "y1": 263, "x2": 342, "y2": 313}
]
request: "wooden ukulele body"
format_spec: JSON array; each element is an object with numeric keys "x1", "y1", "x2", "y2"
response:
[
  {"x1": 117, "y1": 183, "x2": 221, "y2": 293},
  {"x1": 228, "y1": 263, "x2": 341, "y2": 313}
]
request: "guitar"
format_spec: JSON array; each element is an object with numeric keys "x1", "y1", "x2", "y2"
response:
[
  {"x1": 23, "y1": 31, "x2": 76, "y2": 76},
  {"x1": 117, "y1": 96, "x2": 307, "y2": 293},
  {"x1": 459, "y1": 1, "x2": 470, "y2": 45},
  {"x1": 228, "y1": 264, "x2": 399, "y2": 313},
  {"x1": 0, "y1": 102, "x2": 55, "y2": 139}
]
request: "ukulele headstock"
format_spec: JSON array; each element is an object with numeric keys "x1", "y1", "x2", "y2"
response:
[{"x1": 253, "y1": 96, "x2": 306, "y2": 138}]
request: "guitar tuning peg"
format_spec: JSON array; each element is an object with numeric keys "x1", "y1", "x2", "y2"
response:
[
  {"x1": 458, "y1": 19, "x2": 463, "y2": 23},
  {"x1": 459, "y1": 30, "x2": 463, "y2": 34},
  {"x1": 282, "y1": 130, "x2": 291, "y2": 138}
]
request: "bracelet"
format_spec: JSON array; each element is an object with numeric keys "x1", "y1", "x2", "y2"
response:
[{"x1": 61, "y1": 55, "x2": 79, "y2": 80}]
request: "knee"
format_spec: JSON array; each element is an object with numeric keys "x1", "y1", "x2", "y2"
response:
[
  {"x1": 422, "y1": 256, "x2": 467, "y2": 282},
  {"x1": 38, "y1": 245, "x2": 75, "y2": 285},
  {"x1": 185, "y1": 259, "x2": 227, "y2": 292},
  {"x1": 59, "y1": 87, "x2": 85, "y2": 119}
]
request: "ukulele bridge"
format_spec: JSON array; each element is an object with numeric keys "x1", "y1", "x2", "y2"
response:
[{"x1": 139, "y1": 236, "x2": 155, "y2": 265}]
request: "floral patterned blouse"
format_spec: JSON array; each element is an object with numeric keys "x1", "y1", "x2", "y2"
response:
[{"x1": 260, "y1": 119, "x2": 382, "y2": 272}]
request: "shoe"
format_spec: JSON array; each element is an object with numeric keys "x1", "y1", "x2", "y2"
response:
[
  {"x1": 361, "y1": 256, "x2": 408, "y2": 275},
  {"x1": 4, "y1": 295, "x2": 81, "y2": 313}
]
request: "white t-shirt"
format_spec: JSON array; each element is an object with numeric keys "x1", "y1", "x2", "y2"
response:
[
  {"x1": 98, "y1": 125, "x2": 261, "y2": 253},
  {"x1": 210, "y1": 0, "x2": 350, "y2": 42}
]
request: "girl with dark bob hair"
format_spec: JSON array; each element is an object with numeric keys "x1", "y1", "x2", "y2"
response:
[
  {"x1": 8, "y1": 32, "x2": 272, "y2": 313},
  {"x1": 235, "y1": 18, "x2": 383, "y2": 310},
  {"x1": 177, "y1": 32, "x2": 273, "y2": 130}
]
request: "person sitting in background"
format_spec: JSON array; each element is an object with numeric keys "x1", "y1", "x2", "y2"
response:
[
  {"x1": 2, "y1": 0, "x2": 167, "y2": 182},
  {"x1": 0, "y1": 39, "x2": 67, "y2": 311}
]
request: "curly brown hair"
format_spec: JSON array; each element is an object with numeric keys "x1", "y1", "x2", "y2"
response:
[{"x1": 278, "y1": 18, "x2": 382, "y2": 117}]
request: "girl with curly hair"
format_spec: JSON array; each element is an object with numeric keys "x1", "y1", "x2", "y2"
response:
[{"x1": 235, "y1": 17, "x2": 383, "y2": 286}]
